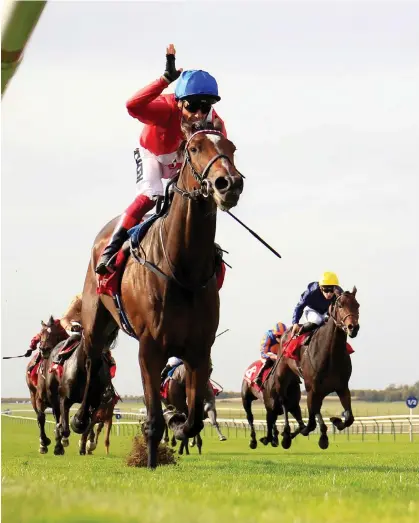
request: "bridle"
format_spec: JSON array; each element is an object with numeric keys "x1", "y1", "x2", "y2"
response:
[
  {"x1": 173, "y1": 130, "x2": 243, "y2": 200},
  {"x1": 329, "y1": 293, "x2": 359, "y2": 334}
]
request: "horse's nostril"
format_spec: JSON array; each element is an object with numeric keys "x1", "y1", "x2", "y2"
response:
[
  {"x1": 214, "y1": 176, "x2": 230, "y2": 193},
  {"x1": 348, "y1": 324, "x2": 353, "y2": 331}
]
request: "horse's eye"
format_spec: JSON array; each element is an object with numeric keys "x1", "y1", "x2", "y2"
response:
[
  {"x1": 190, "y1": 147, "x2": 198, "y2": 154},
  {"x1": 338, "y1": 304, "x2": 343, "y2": 309}
]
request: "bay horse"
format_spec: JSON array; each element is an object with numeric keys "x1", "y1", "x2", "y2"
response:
[
  {"x1": 162, "y1": 364, "x2": 227, "y2": 455},
  {"x1": 70, "y1": 120, "x2": 244, "y2": 468},
  {"x1": 26, "y1": 316, "x2": 69, "y2": 454},
  {"x1": 27, "y1": 316, "x2": 116, "y2": 455},
  {"x1": 241, "y1": 359, "x2": 305, "y2": 450},
  {"x1": 276, "y1": 288, "x2": 360, "y2": 449}
]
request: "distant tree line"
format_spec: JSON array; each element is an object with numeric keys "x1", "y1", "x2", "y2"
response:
[{"x1": 2, "y1": 382, "x2": 418, "y2": 404}]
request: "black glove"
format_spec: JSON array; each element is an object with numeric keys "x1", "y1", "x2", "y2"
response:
[
  {"x1": 25, "y1": 349, "x2": 32, "y2": 357},
  {"x1": 163, "y1": 54, "x2": 181, "y2": 84}
]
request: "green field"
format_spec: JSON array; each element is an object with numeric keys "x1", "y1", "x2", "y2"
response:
[{"x1": 2, "y1": 415, "x2": 418, "y2": 523}]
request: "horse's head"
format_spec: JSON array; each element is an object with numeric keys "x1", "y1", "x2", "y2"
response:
[
  {"x1": 38, "y1": 315, "x2": 68, "y2": 357},
  {"x1": 330, "y1": 287, "x2": 360, "y2": 338},
  {"x1": 178, "y1": 120, "x2": 244, "y2": 211}
]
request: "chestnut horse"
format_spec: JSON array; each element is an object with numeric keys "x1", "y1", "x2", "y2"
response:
[
  {"x1": 71, "y1": 121, "x2": 244, "y2": 468},
  {"x1": 276, "y1": 288, "x2": 360, "y2": 449}
]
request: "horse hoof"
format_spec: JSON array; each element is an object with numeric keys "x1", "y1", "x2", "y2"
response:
[
  {"x1": 319, "y1": 435, "x2": 329, "y2": 450},
  {"x1": 271, "y1": 440, "x2": 279, "y2": 448},
  {"x1": 219, "y1": 436, "x2": 227, "y2": 441},
  {"x1": 259, "y1": 437, "x2": 269, "y2": 446},
  {"x1": 79, "y1": 449, "x2": 86, "y2": 456},
  {"x1": 62, "y1": 437, "x2": 70, "y2": 448},
  {"x1": 86, "y1": 441, "x2": 96, "y2": 452},
  {"x1": 70, "y1": 414, "x2": 90, "y2": 434},
  {"x1": 54, "y1": 446, "x2": 65, "y2": 456},
  {"x1": 39, "y1": 446, "x2": 48, "y2": 454},
  {"x1": 249, "y1": 440, "x2": 257, "y2": 450},
  {"x1": 281, "y1": 436, "x2": 292, "y2": 450},
  {"x1": 330, "y1": 416, "x2": 345, "y2": 431},
  {"x1": 43, "y1": 437, "x2": 52, "y2": 447}
]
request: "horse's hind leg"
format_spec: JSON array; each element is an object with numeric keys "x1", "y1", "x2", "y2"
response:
[
  {"x1": 190, "y1": 436, "x2": 196, "y2": 447},
  {"x1": 301, "y1": 390, "x2": 321, "y2": 436},
  {"x1": 36, "y1": 399, "x2": 51, "y2": 454},
  {"x1": 330, "y1": 387, "x2": 354, "y2": 431},
  {"x1": 87, "y1": 425, "x2": 97, "y2": 454},
  {"x1": 103, "y1": 420, "x2": 112, "y2": 455},
  {"x1": 242, "y1": 388, "x2": 257, "y2": 449},
  {"x1": 208, "y1": 407, "x2": 227, "y2": 441},
  {"x1": 71, "y1": 294, "x2": 114, "y2": 434},
  {"x1": 316, "y1": 412, "x2": 329, "y2": 450}
]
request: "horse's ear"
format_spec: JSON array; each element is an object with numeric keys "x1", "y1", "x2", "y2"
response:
[
  {"x1": 181, "y1": 119, "x2": 194, "y2": 139},
  {"x1": 41, "y1": 320, "x2": 46, "y2": 327},
  {"x1": 334, "y1": 288, "x2": 342, "y2": 297},
  {"x1": 48, "y1": 315, "x2": 55, "y2": 326},
  {"x1": 352, "y1": 286, "x2": 357, "y2": 296}
]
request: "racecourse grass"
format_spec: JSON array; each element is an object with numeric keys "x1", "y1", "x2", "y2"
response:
[{"x1": 2, "y1": 416, "x2": 418, "y2": 523}]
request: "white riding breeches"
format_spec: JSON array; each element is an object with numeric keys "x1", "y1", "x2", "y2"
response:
[
  {"x1": 303, "y1": 307, "x2": 328, "y2": 325},
  {"x1": 135, "y1": 147, "x2": 181, "y2": 199}
]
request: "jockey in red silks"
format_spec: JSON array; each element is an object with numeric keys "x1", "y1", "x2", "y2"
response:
[
  {"x1": 253, "y1": 322, "x2": 287, "y2": 387},
  {"x1": 95, "y1": 43, "x2": 227, "y2": 289}
]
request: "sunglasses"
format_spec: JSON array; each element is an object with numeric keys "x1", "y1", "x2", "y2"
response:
[
  {"x1": 184, "y1": 100, "x2": 213, "y2": 114},
  {"x1": 321, "y1": 286, "x2": 335, "y2": 294}
]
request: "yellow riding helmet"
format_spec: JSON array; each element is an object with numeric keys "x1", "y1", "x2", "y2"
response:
[{"x1": 319, "y1": 271, "x2": 339, "y2": 286}]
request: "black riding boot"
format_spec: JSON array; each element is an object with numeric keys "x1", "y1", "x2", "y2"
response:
[
  {"x1": 52, "y1": 333, "x2": 81, "y2": 365},
  {"x1": 95, "y1": 225, "x2": 129, "y2": 275},
  {"x1": 299, "y1": 322, "x2": 318, "y2": 344}
]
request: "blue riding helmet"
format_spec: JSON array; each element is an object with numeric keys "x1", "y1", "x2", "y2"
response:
[{"x1": 175, "y1": 70, "x2": 220, "y2": 101}]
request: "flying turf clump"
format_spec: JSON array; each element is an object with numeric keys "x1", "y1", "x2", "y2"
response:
[{"x1": 127, "y1": 435, "x2": 178, "y2": 468}]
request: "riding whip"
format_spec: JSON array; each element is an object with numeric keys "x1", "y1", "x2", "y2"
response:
[{"x1": 227, "y1": 211, "x2": 282, "y2": 259}]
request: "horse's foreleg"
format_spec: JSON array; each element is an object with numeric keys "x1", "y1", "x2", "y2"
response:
[
  {"x1": 139, "y1": 338, "x2": 166, "y2": 469},
  {"x1": 163, "y1": 424, "x2": 170, "y2": 444},
  {"x1": 260, "y1": 408, "x2": 274, "y2": 446},
  {"x1": 95, "y1": 421, "x2": 104, "y2": 447},
  {"x1": 281, "y1": 405, "x2": 292, "y2": 449},
  {"x1": 330, "y1": 387, "x2": 354, "y2": 430},
  {"x1": 316, "y1": 412, "x2": 329, "y2": 449},
  {"x1": 79, "y1": 431, "x2": 88, "y2": 455},
  {"x1": 288, "y1": 401, "x2": 306, "y2": 439}
]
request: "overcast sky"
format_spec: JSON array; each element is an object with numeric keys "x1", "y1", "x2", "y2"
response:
[{"x1": 2, "y1": 0, "x2": 418, "y2": 398}]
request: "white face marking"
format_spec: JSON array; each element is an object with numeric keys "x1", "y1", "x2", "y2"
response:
[
  {"x1": 47, "y1": 328, "x2": 52, "y2": 333},
  {"x1": 206, "y1": 134, "x2": 221, "y2": 146}
]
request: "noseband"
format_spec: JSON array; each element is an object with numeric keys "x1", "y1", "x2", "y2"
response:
[
  {"x1": 329, "y1": 294, "x2": 359, "y2": 334},
  {"x1": 173, "y1": 130, "x2": 243, "y2": 200}
]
